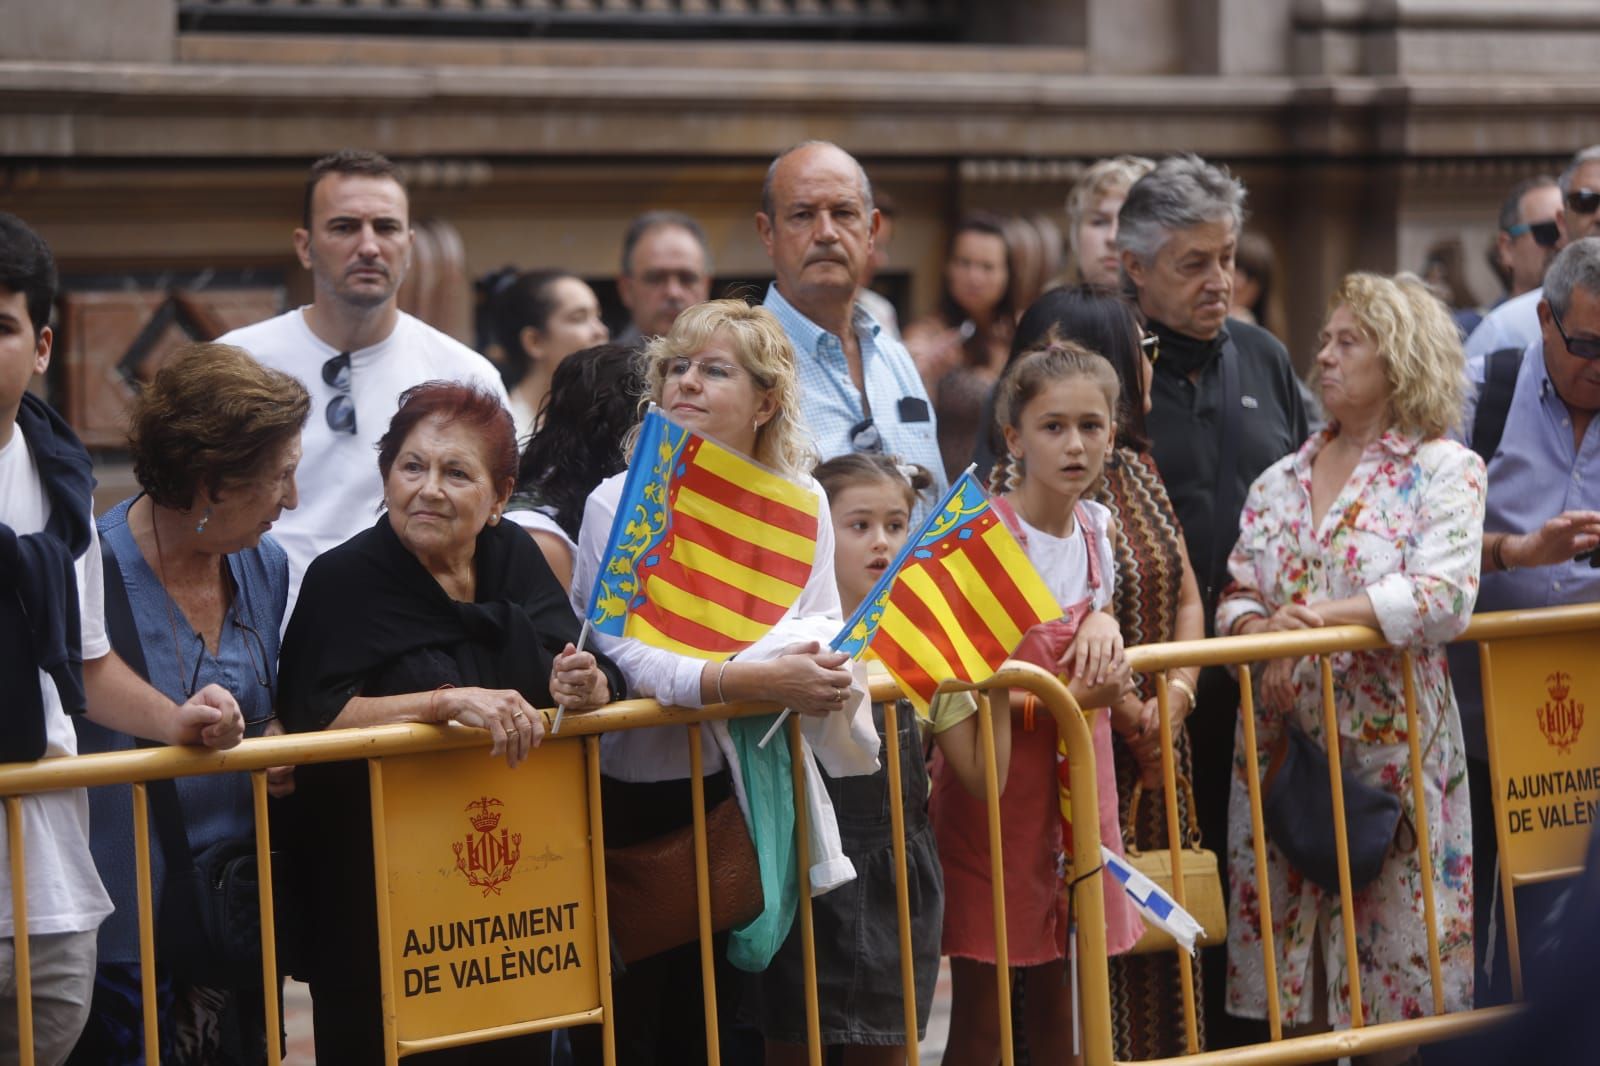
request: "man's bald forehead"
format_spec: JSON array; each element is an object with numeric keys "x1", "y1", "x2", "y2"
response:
[{"x1": 761, "y1": 140, "x2": 874, "y2": 218}]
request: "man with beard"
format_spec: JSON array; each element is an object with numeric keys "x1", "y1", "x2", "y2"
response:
[
  {"x1": 1117, "y1": 153, "x2": 1308, "y2": 1047},
  {"x1": 221, "y1": 149, "x2": 506, "y2": 613}
]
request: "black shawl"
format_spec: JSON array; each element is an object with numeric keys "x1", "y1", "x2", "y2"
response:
[
  {"x1": 278, "y1": 513, "x2": 621, "y2": 732},
  {"x1": 273, "y1": 514, "x2": 621, "y2": 986}
]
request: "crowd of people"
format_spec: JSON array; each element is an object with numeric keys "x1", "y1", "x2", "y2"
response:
[{"x1": 2, "y1": 134, "x2": 1599, "y2": 1066}]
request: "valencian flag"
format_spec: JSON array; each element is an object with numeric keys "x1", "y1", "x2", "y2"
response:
[
  {"x1": 833, "y1": 471, "x2": 1058, "y2": 713},
  {"x1": 584, "y1": 406, "x2": 820, "y2": 660}
]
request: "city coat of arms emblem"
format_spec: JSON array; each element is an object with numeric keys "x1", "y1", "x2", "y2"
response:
[
  {"x1": 1536, "y1": 672, "x2": 1585, "y2": 755},
  {"x1": 453, "y1": 796, "x2": 522, "y2": 896}
]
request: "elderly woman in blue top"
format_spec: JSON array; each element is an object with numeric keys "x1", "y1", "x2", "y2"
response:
[{"x1": 73, "y1": 342, "x2": 308, "y2": 1066}]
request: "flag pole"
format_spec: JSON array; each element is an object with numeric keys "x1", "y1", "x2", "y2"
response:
[
  {"x1": 759, "y1": 465, "x2": 979, "y2": 750},
  {"x1": 552, "y1": 619, "x2": 594, "y2": 735}
]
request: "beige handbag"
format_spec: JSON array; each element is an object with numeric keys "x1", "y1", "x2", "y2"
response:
[{"x1": 1122, "y1": 775, "x2": 1227, "y2": 954}]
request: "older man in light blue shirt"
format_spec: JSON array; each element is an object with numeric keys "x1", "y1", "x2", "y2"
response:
[
  {"x1": 1453, "y1": 236, "x2": 1600, "y2": 1006},
  {"x1": 757, "y1": 141, "x2": 946, "y2": 517}
]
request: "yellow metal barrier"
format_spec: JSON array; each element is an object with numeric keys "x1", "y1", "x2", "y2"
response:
[
  {"x1": 1115, "y1": 602, "x2": 1600, "y2": 1065},
  {"x1": 2, "y1": 603, "x2": 1592, "y2": 1064},
  {"x1": 0, "y1": 664, "x2": 1105, "y2": 1066}
]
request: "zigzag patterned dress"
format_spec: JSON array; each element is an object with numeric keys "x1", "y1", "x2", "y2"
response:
[{"x1": 1094, "y1": 446, "x2": 1210, "y2": 1059}]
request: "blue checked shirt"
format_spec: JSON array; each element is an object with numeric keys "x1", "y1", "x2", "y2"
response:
[
  {"x1": 1450, "y1": 338, "x2": 1600, "y2": 758},
  {"x1": 763, "y1": 284, "x2": 948, "y2": 522}
]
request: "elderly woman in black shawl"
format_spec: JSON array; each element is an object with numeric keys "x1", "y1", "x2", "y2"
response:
[{"x1": 277, "y1": 381, "x2": 622, "y2": 1063}]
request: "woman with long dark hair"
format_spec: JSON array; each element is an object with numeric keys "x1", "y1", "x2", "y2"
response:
[
  {"x1": 490, "y1": 270, "x2": 609, "y2": 443},
  {"x1": 504, "y1": 343, "x2": 646, "y2": 591},
  {"x1": 904, "y1": 213, "x2": 1017, "y2": 480}
]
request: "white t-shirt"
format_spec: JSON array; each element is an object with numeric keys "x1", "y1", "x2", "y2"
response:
[
  {"x1": 1015, "y1": 498, "x2": 1117, "y2": 612},
  {"x1": 220, "y1": 308, "x2": 509, "y2": 619},
  {"x1": 0, "y1": 428, "x2": 115, "y2": 937}
]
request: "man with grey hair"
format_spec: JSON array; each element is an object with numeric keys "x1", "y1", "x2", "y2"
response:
[
  {"x1": 1466, "y1": 145, "x2": 1600, "y2": 361},
  {"x1": 1451, "y1": 236, "x2": 1600, "y2": 1006},
  {"x1": 1118, "y1": 152, "x2": 1306, "y2": 1049},
  {"x1": 615, "y1": 210, "x2": 713, "y2": 347},
  {"x1": 757, "y1": 141, "x2": 945, "y2": 512}
]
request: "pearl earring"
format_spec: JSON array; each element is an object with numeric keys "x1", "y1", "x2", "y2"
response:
[{"x1": 194, "y1": 507, "x2": 211, "y2": 534}]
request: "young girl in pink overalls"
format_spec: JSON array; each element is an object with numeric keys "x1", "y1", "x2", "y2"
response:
[{"x1": 932, "y1": 337, "x2": 1147, "y2": 1065}]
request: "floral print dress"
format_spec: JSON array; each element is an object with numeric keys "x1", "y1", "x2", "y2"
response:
[{"x1": 1214, "y1": 427, "x2": 1485, "y2": 1028}]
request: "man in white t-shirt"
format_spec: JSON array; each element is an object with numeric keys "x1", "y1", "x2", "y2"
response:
[
  {"x1": 0, "y1": 213, "x2": 245, "y2": 1065},
  {"x1": 220, "y1": 150, "x2": 508, "y2": 616}
]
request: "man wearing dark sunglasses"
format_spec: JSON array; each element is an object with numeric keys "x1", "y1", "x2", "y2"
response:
[
  {"x1": 1452, "y1": 236, "x2": 1600, "y2": 1010},
  {"x1": 1468, "y1": 145, "x2": 1600, "y2": 363},
  {"x1": 1494, "y1": 175, "x2": 1562, "y2": 302},
  {"x1": 219, "y1": 149, "x2": 508, "y2": 616}
]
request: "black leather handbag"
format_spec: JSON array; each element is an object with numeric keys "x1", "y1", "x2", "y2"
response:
[{"x1": 1262, "y1": 724, "x2": 1411, "y2": 894}]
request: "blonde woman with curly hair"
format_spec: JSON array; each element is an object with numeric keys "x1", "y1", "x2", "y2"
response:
[
  {"x1": 1215, "y1": 272, "x2": 1486, "y2": 1062},
  {"x1": 571, "y1": 298, "x2": 877, "y2": 1066}
]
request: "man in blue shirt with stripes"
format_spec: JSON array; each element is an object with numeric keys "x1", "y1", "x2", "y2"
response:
[{"x1": 757, "y1": 141, "x2": 946, "y2": 518}]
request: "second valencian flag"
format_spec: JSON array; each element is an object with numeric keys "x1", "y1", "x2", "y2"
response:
[
  {"x1": 834, "y1": 471, "x2": 1059, "y2": 712},
  {"x1": 584, "y1": 406, "x2": 820, "y2": 660}
]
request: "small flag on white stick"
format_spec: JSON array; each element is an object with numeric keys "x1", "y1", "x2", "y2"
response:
[{"x1": 1099, "y1": 845, "x2": 1207, "y2": 955}]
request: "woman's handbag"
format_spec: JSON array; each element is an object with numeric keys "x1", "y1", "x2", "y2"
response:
[
  {"x1": 1262, "y1": 723, "x2": 1412, "y2": 895},
  {"x1": 604, "y1": 796, "x2": 765, "y2": 964},
  {"x1": 1122, "y1": 776, "x2": 1226, "y2": 954},
  {"x1": 153, "y1": 826, "x2": 283, "y2": 989}
]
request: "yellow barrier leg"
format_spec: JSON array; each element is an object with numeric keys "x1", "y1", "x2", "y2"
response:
[
  {"x1": 250, "y1": 772, "x2": 283, "y2": 1066},
  {"x1": 687, "y1": 725, "x2": 721, "y2": 1066},
  {"x1": 131, "y1": 783, "x2": 159, "y2": 1064},
  {"x1": 1156, "y1": 676, "x2": 1200, "y2": 1054},
  {"x1": 976, "y1": 692, "x2": 1013, "y2": 1066},
  {"x1": 1478, "y1": 642, "x2": 1525, "y2": 1002},
  {"x1": 586, "y1": 737, "x2": 617, "y2": 1066},
  {"x1": 1320, "y1": 656, "x2": 1365, "y2": 1028},
  {"x1": 367, "y1": 759, "x2": 400, "y2": 1066},
  {"x1": 1400, "y1": 653, "x2": 1445, "y2": 1016},
  {"x1": 881, "y1": 699, "x2": 921, "y2": 1065},
  {"x1": 1237, "y1": 666, "x2": 1283, "y2": 1041},
  {"x1": 7, "y1": 797, "x2": 32, "y2": 1066},
  {"x1": 787, "y1": 715, "x2": 823, "y2": 1066}
]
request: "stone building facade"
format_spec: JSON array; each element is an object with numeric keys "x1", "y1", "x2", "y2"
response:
[{"x1": 6, "y1": 0, "x2": 1600, "y2": 481}]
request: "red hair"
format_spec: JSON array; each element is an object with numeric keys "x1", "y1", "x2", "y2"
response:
[{"x1": 377, "y1": 381, "x2": 516, "y2": 488}]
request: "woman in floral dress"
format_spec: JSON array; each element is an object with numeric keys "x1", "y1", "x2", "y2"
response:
[{"x1": 1215, "y1": 272, "x2": 1485, "y2": 1063}]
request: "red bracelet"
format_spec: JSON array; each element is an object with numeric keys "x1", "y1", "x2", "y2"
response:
[
  {"x1": 1023, "y1": 692, "x2": 1038, "y2": 731},
  {"x1": 429, "y1": 683, "x2": 455, "y2": 721}
]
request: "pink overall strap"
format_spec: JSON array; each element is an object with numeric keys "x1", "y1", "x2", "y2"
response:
[{"x1": 990, "y1": 495, "x2": 1101, "y2": 593}]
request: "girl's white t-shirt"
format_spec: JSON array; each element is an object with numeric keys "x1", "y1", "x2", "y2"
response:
[{"x1": 1013, "y1": 498, "x2": 1117, "y2": 612}]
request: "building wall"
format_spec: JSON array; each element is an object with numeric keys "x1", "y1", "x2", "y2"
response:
[{"x1": 6, "y1": 0, "x2": 1600, "y2": 437}]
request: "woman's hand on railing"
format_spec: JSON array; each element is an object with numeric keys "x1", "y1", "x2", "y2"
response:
[
  {"x1": 262, "y1": 718, "x2": 296, "y2": 798},
  {"x1": 427, "y1": 687, "x2": 543, "y2": 768},
  {"x1": 746, "y1": 642, "x2": 855, "y2": 717},
  {"x1": 550, "y1": 643, "x2": 611, "y2": 712}
]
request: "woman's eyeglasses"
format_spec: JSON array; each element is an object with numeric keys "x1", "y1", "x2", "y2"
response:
[
  {"x1": 664, "y1": 357, "x2": 742, "y2": 383},
  {"x1": 322, "y1": 351, "x2": 356, "y2": 435},
  {"x1": 1140, "y1": 333, "x2": 1160, "y2": 365},
  {"x1": 180, "y1": 610, "x2": 277, "y2": 728}
]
